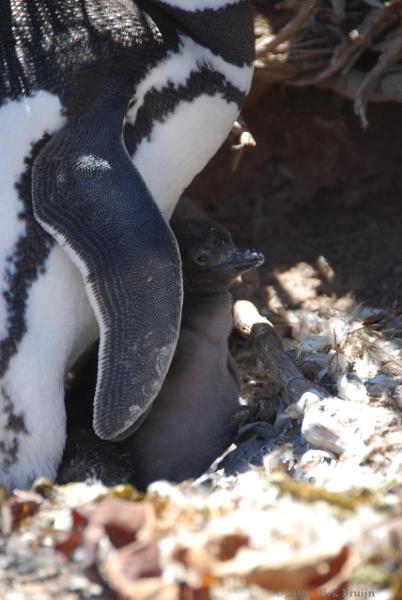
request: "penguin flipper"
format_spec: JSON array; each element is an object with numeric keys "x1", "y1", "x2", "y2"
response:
[
  {"x1": 32, "y1": 105, "x2": 182, "y2": 441},
  {"x1": 227, "y1": 353, "x2": 240, "y2": 387}
]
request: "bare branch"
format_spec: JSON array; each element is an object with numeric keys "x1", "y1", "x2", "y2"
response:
[
  {"x1": 252, "y1": 0, "x2": 402, "y2": 120},
  {"x1": 320, "y1": 68, "x2": 402, "y2": 104},
  {"x1": 233, "y1": 301, "x2": 328, "y2": 407},
  {"x1": 354, "y1": 30, "x2": 402, "y2": 127},
  {"x1": 229, "y1": 117, "x2": 256, "y2": 172},
  {"x1": 331, "y1": 0, "x2": 345, "y2": 19},
  {"x1": 255, "y1": 0, "x2": 320, "y2": 58},
  {"x1": 292, "y1": 2, "x2": 399, "y2": 86}
]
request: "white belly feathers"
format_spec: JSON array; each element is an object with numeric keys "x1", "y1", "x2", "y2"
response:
[{"x1": 128, "y1": 34, "x2": 253, "y2": 217}]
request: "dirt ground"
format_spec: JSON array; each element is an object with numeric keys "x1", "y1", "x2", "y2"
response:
[{"x1": 189, "y1": 86, "x2": 402, "y2": 312}]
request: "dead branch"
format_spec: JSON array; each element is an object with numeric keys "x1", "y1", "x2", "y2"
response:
[
  {"x1": 354, "y1": 29, "x2": 402, "y2": 126},
  {"x1": 292, "y1": 3, "x2": 399, "y2": 86},
  {"x1": 252, "y1": 0, "x2": 402, "y2": 124},
  {"x1": 230, "y1": 117, "x2": 256, "y2": 172},
  {"x1": 233, "y1": 300, "x2": 328, "y2": 407},
  {"x1": 321, "y1": 68, "x2": 402, "y2": 104},
  {"x1": 255, "y1": 0, "x2": 320, "y2": 58},
  {"x1": 331, "y1": 0, "x2": 346, "y2": 21}
]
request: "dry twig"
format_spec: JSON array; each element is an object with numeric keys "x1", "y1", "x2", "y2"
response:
[
  {"x1": 230, "y1": 117, "x2": 256, "y2": 172},
  {"x1": 233, "y1": 300, "x2": 328, "y2": 406},
  {"x1": 292, "y1": 3, "x2": 399, "y2": 86},
  {"x1": 255, "y1": 0, "x2": 320, "y2": 58},
  {"x1": 253, "y1": 0, "x2": 402, "y2": 121},
  {"x1": 354, "y1": 29, "x2": 402, "y2": 126}
]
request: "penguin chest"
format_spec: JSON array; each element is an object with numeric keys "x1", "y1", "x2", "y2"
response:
[
  {"x1": 0, "y1": 93, "x2": 98, "y2": 382},
  {"x1": 125, "y1": 34, "x2": 254, "y2": 218},
  {"x1": 0, "y1": 93, "x2": 101, "y2": 487}
]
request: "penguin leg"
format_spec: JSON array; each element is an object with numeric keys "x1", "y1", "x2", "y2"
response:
[{"x1": 31, "y1": 101, "x2": 182, "y2": 441}]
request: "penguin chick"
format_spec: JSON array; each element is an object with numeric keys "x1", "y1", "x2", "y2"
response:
[
  {"x1": 58, "y1": 219, "x2": 264, "y2": 489},
  {"x1": 128, "y1": 219, "x2": 265, "y2": 488}
]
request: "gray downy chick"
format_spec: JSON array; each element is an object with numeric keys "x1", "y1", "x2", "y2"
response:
[{"x1": 58, "y1": 219, "x2": 264, "y2": 489}]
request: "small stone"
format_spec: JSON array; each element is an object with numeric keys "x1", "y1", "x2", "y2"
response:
[
  {"x1": 67, "y1": 575, "x2": 97, "y2": 592},
  {"x1": 286, "y1": 391, "x2": 324, "y2": 418},
  {"x1": 263, "y1": 444, "x2": 294, "y2": 473},
  {"x1": 301, "y1": 398, "x2": 399, "y2": 456},
  {"x1": 299, "y1": 449, "x2": 336, "y2": 468},
  {"x1": 337, "y1": 373, "x2": 369, "y2": 403},
  {"x1": 295, "y1": 449, "x2": 337, "y2": 484}
]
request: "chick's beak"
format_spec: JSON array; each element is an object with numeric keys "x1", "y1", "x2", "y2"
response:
[{"x1": 221, "y1": 248, "x2": 265, "y2": 273}]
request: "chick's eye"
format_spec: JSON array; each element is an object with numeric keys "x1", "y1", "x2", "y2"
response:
[{"x1": 194, "y1": 252, "x2": 209, "y2": 266}]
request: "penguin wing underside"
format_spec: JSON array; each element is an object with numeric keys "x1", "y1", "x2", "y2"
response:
[{"x1": 32, "y1": 97, "x2": 182, "y2": 441}]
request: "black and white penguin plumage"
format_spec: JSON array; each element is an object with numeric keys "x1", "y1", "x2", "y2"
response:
[
  {"x1": 58, "y1": 218, "x2": 265, "y2": 488},
  {"x1": 0, "y1": 0, "x2": 254, "y2": 490}
]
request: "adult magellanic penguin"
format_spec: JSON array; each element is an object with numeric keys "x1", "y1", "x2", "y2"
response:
[{"x1": 0, "y1": 0, "x2": 254, "y2": 489}]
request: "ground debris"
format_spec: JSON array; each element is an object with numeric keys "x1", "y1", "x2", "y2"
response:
[
  {"x1": 301, "y1": 397, "x2": 399, "y2": 456},
  {"x1": 1, "y1": 467, "x2": 401, "y2": 599}
]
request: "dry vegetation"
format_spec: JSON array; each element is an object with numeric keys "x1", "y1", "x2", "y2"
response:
[{"x1": 252, "y1": 0, "x2": 402, "y2": 127}]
